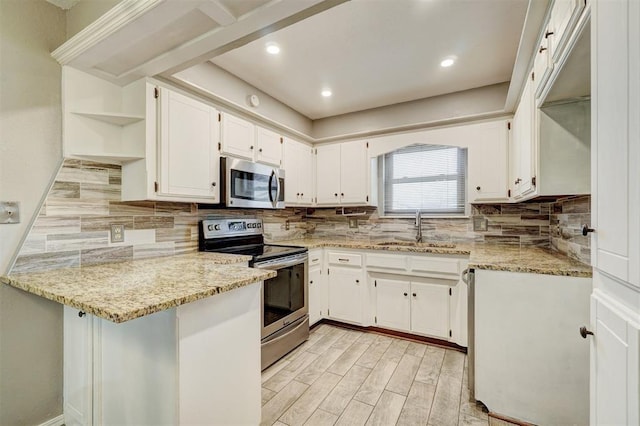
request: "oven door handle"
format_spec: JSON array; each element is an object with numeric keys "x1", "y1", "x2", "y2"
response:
[{"x1": 253, "y1": 255, "x2": 307, "y2": 270}]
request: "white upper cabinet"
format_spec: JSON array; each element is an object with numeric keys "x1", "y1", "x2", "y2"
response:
[
  {"x1": 157, "y1": 87, "x2": 220, "y2": 201},
  {"x1": 511, "y1": 76, "x2": 536, "y2": 200},
  {"x1": 510, "y1": 73, "x2": 590, "y2": 201},
  {"x1": 533, "y1": 29, "x2": 554, "y2": 97},
  {"x1": 220, "y1": 113, "x2": 255, "y2": 160},
  {"x1": 467, "y1": 120, "x2": 510, "y2": 203},
  {"x1": 549, "y1": 0, "x2": 585, "y2": 62},
  {"x1": 220, "y1": 113, "x2": 283, "y2": 166},
  {"x1": 283, "y1": 138, "x2": 315, "y2": 206},
  {"x1": 316, "y1": 141, "x2": 370, "y2": 206},
  {"x1": 255, "y1": 126, "x2": 283, "y2": 167},
  {"x1": 339, "y1": 141, "x2": 369, "y2": 205},
  {"x1": 315, "y1": 144, "x2": 343, "y2": 205}
]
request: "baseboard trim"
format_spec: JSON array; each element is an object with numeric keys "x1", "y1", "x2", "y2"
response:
[
  {"x1": 37, "y1": 414, "x2": 64, "y2": 426},
  {"x1": 313, "y1": 319, "x2": 467, "y2": 353}
]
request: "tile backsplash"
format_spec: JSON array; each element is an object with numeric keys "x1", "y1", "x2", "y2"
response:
[
  {"x1": 12, "y1": 159, "x2": 306, "y2": 274},
  {"x1": 550, "y1": 195, "x2": 591, "y2": 265},
  {"x1": 11, "y1": 160, "x2": 592, "y2": 273}
]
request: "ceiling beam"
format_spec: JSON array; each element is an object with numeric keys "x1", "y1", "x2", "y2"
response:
[{"x1": 198, "y1": 1, "x2": 236, "y2": 26}]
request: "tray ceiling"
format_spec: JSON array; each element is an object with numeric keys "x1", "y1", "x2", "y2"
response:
[{"x1": 211, "y1": 0, "x2": 529, "y2": 119}]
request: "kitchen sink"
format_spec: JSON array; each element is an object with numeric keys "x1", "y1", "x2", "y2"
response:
[{"x1": 373, "y1": 241, "x2": 456, "y2": 248}]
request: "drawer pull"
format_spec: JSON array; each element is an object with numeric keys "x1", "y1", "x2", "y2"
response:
[
  {"x1": 338, "y1": 258, "x2": 349, "y2": 262},
  {"x1": 312, "y1": 258, "x2": 319, "y2": 262}
]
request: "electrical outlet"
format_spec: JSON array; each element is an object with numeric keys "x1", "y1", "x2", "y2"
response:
[
  {"x1": 473, "y1": 216, "x2": 488, "y2": 232},
  {"x1": 284, "y1": 220, "x2": 290, "y2": 231},
  {"x1": 349, "y1": 218, "x2": 359, "y2": 229},
  {"x1": 111, "y1": 224, "x2": 125, "y2": 243}
]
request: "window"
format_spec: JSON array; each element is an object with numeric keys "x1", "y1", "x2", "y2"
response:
[{"x1": 382, "y1": 144, "x2": 467, "y2": 216}]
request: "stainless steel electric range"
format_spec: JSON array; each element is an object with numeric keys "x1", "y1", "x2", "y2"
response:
[{"x1": 199, "y1": 218, "x2": 309, "y2": 370}]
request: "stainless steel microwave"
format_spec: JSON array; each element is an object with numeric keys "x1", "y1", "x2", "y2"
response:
[{"x1": 220, "y1": 157, "x2": 285, "y2": 209}]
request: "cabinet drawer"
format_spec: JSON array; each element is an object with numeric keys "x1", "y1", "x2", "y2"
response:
[
  {"x1": 409, "y1": 257, "x2": 460, "y2": 276},
  {"x1": 328, "y1": 252, "x2": 362, "y2": 267},
  {"x1": 366, "y1": 253, "x2": 407, "y2": 271},
  {"x1": 308, "y1": 250, "x2": 323, "y2": 267}
]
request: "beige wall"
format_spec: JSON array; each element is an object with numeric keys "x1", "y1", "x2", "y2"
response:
[
  {"x1": 0, "y1": 0, "x2": 66, "y2": 424},
  {"x1": 66, "y1": 0, "x2": 119, "y2": 39}
]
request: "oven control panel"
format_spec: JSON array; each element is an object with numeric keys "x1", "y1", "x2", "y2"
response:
[{"x1": 202, "y1": 218, "x2": 263, "y2": 239}]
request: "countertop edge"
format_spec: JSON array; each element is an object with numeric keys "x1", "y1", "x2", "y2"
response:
[{"x1": 1, "y1": 268, "x2": 276, "y2": 323}]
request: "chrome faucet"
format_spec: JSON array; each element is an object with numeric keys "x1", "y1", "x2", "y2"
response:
[{"x1": 415, "y1": 210, "x2": 423, "y2": 243}]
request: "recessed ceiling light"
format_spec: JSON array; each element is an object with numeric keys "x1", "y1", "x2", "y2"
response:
[
  {"x1": 265, "y1": 43, "x2": 280, "y2": 55},
  {"x1": 321, "y1": 90, "x2": 332, "y2": 97},
  {"x1": 440, "y1": 58, "x2": 455, "y2": 68}
]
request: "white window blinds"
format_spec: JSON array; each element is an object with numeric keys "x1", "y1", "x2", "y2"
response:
[{"x1": 383, "y1": 144, "x2": 467, "y2": 215}]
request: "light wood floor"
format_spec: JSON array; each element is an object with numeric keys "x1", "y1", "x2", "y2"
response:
[{"x1": 261, "y1": 324, "x2": 492, "y2": 426}]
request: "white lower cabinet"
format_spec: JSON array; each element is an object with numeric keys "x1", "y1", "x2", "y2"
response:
[
  {"x1": 374, "y1": 278, "x2": 411, "y2": 330},
  {"x1": 374, "y1": 278, "x2": 451, "y2": 340},
  {"x1": 308, "y1": 249, "x2": 327, "y2": 326},
  {"x1": 63, "y1": 283, "x2": 262, "y2": 426},
  {"x1": 410, "y1": 281, "x2": 450, "y2": 339},
  {"x1": 327, "y1": 267, "x2": 365, "y2": 324}
]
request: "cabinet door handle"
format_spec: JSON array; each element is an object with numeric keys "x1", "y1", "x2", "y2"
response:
[
  {"x1": 539, "y1": 46, "x2": 547, "y2": 53},
  {"x1": 403, "y1": 292, "x2": 408, "y2": 296},
  {"x1": 78, "y1": 311, "x2": 86, "y2": 318},
  {"x1": 412, "y1": 293, "x2": 416, "y2": 297},
  {"x1": 582, "y1": 225, "x2": 595, "y2": 236},
  {"x1": 341, "y1": 193, "x2": 344, "y2": 197},
  {"x1": 250, "y1": 145, "x2": 254, "y2": 150},
  {"x1": 545, "y1": 30, "x2": 554, "y2": 38},
  {"x1": 300, "y1": 193, "x2": 304, "y2": 196},
  {"x1": 476, "y1": 186, "x2": 481, "y2": 191},
  {"x1": 297, "y1": 193, "x2": 300, "y2": 196},
  {"x1": 579, "y1": 326, "x2": 594, "y2": 338},
  {"x1": 334, "y1": 193, "x2": 338, "y2": 197},
  {"x1": 355, "y1": 279, "x2": 360, "y2": 283},
  {"x1": 211, "y1": 182, "x2": 216, "y2": 187},
  {"x1": 310, "y1": 280, "x2": 314, "y2": 284}
]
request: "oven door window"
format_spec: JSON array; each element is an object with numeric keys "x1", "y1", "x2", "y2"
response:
[{"x1": 263, "y1": 262, "x2": 305, "y2": 328}]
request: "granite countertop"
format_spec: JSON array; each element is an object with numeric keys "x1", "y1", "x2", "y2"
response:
[
  {"x1": 270, "y1": 238, "x2": 592, "y2": 278},
  {"x1": 468, "y1": 244, "x2": 592, "y2": 277},
  {"x1": 0, "y1": 252, "x2": 275, "y2": 323},
  {"x1": 272, "y1": 238, "x2": 472, "y2": 255}
]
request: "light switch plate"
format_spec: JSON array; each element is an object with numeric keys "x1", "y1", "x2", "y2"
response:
[
  {"x1": 0, "y1": 202, "x2": 20, "y2": 224},
  {"x1": 111, "y1": 224, "x2": 125, "y2": 243}
]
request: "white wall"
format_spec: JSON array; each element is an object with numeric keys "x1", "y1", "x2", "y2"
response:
[
  {"x1": 312, "y1": 83, "x2": 510, "y2": 141},
  {"x1": 172, "y1": 62, "x2": 315, "y2": 139},
  {"x1": 174, "y1": 63, "x2": 511, "y2": 143},
  {"x1": 66, "y1": 0, "x2": 119, "y2": 39},
  {"x1": 0, "y1": 0, "x2": 66, "y2": 424}
]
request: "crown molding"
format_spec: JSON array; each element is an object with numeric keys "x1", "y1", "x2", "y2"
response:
[{"x1": 51, "y1": 0, "x2": 163, "y2": 65}]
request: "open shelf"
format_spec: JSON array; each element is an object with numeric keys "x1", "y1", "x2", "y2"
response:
[{"x1": 71, "y1": 111, "x2": 145, "y2": 126}]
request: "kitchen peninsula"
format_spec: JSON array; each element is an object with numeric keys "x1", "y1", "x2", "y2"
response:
[{"x1": 0, "y1": 253, "x2": 275, "y2": 425}]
